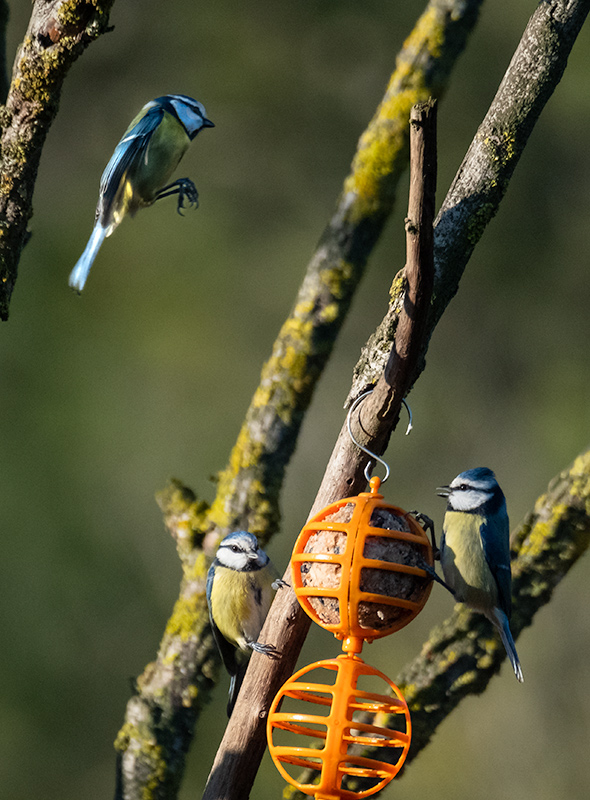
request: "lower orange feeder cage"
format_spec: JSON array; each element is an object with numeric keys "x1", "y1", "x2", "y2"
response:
[{"x1": 267, "y1": 655, "x2": 411, "y2": 800}]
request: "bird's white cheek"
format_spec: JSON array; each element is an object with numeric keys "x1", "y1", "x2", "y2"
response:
[
  {"x1": 449, "y1": 490, "x2": 485, "y2": 512},
  {"x1": 218, "y1": 550, "x2": 247, "y2": 571}
]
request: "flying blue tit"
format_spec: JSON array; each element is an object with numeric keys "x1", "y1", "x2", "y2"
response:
[
  {"x1": 437, "y1": 468, "x2": 524, "y2": 682},
  {"x1": 206, "y1": 531, "x2": 285, "y2": 716},
  {"x1": 69, "y1": 94, "x2": 214, "y2": 292}
]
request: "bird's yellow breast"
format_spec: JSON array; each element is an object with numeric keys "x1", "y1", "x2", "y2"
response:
[
  {"x1": 136, "y1": 112, "x2": 190, "y2": 200},
  {"x1": 209, "y1": 566, "x2": 276, "y2": 653},
  {"x1": 442, "y1": 511, "x2": 498, "y2": 611},
  {"x1": 111, "y1": 112, "x2": 191, "y2": 224}
]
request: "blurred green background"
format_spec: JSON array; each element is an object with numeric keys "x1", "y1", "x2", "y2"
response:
[{"x1": 1, "y1": 1, "x2": 589, "y2": 798}]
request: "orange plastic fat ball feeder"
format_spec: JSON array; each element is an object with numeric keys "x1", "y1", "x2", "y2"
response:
[
  {"x1": 291, "y1": 476, "x2": 433, "y2": 645},
  {"x1": 267, "y1": 475, "x2": 434, "y2": 799}
]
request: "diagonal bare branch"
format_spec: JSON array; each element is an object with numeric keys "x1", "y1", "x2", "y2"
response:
[{"x1": 201, "y1": 97, "x2": 439, "y2": 800}]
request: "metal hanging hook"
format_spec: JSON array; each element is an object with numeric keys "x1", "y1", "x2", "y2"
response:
[
  {"x1": 346, "y1": 390, "x2": 413, "y2": 483},
  {"x1": 403, "y1": 399, "x2": 413, "y2": 435}
]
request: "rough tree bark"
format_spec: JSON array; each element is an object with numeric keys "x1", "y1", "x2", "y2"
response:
[{"x1": 0, "y1": 0, "x2": 9, "y2": 104}]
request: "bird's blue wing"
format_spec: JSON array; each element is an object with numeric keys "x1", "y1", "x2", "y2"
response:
[
  {"x1": 97, "y1": 106, "x2": 164, "y2": 221},
  {"x1": 479, "y1": 515, "x2": 512, "y2": 618},
  {"x1": 206, "y1": 564, "x2": 239, "y2": 676},
  {"x1": 439, "y1": 530, "x2": 446, "y2": 559},
  {"x1": 205, "y1": 563, "x2": 214, "y2": 611}
]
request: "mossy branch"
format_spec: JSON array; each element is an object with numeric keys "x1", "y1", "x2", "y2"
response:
[
  {"x1": 0, "y1": 0, "x2": 114, "y2": 321},
  {"x1": 206, "y1": 0, "x2": 483, "y2": 541},
  {"x1": 112, "y1": 3, "x2": 485, "y2": 799},
  {"x1": 113, "y1": 481, "x2": 217, "y2": 800}
]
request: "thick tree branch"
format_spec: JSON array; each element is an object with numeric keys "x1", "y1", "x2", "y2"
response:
[
  {"x1": 0, "y1": 0, "x2": 114, "y2": 321},
  {"x1": 113, "y1": 5, "x2": 483, "y2": 799},
  {"x1": 201, "y1": 100, "x2": 438, "y2": 800}
]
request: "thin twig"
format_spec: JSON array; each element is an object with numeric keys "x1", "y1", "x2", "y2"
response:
[
  {"x1": 201, "y1": 100, "x2": 438, "y2": 800},
  {"x1": 330, "y1": 99, "x2": 437, "y2": 504},
  {"x1": 348, "y1": 0, "x2": 590, "y2": 403}
]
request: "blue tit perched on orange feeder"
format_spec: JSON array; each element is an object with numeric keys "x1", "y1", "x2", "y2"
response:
[
  {"x1": 206, "y1": 531, "x2": 285, "y2": 716},
  {"x1": 437, "y1": 467, "x2": 524, "y2": 682},
  {"x1": 69, "y1": 94, "x2": 214, "y2": 292}
]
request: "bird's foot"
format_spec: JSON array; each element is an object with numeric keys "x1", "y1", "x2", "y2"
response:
[
  {"x1": 408, "y1": 510, "x2": 439, "y2": 557},
  {"x1": 272, "y1": 578, "x2": 289, "y2": 591},
  {"x1": 249, "y1": 641, "x2": 281, "y2": 659},
  {"x1": 175, "y1": 178, "x2": 199, "y2": 214},
  {"x1": 416, "y1": 558, "x2": 455, "y2": 595},
  {"x1": 155, "y1": 178, "x2": 199, "y2": 214}
]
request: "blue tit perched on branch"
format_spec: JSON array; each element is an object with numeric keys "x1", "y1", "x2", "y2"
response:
[
  {"x1": 206, "y1": 531, "x2": 286, "y2": 716},
  {"x1": 437, "y1": 468, "x2": 524, "y2": 683},
  {"x1": 69, "y1": 94, "x2": 214, "y2": 292}
]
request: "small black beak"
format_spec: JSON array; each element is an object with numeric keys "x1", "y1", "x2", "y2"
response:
[
  {"x1": 203, "y1": 118, "x2": 215, "y2": 128},
  {"x1": 436, "y1": 485, "x2": 451, "y2": 498}
]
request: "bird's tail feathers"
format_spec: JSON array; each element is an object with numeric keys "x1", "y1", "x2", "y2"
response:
[
  {"x1": 493, "y1": 608, "x2": 524, "y2": 683},
  {"x1": 227, "y1": 663, "x2": 248, "y2": 717},
  {"x1": 69, "y1": 223, "x2": 108, "y2": 292}
]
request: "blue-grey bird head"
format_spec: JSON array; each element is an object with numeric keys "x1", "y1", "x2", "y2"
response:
[
  {"x1": 437, "y1": 467, "x2": 506, "y2": 515},
  {"x1": 214, "y1": 531, "x2": 270, "y2": 572},
  {"x1": 154, "y1": 94, "x2": 215, "y2": 139}
]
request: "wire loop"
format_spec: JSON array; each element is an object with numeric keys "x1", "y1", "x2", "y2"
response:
[{"x1": 346, "y1": 390, "x2": 412, "y2": 484}]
